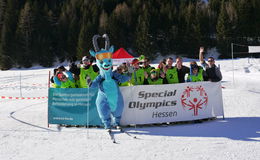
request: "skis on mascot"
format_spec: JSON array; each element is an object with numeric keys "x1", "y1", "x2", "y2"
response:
[
  {"x1": 107, "y1": 129, "x2": 116, "y2": 143},
  {"x1": 119, "y1": 128, "x2": 138, "y2": 139},
  {"x1": 107, "y1": 127, "x2": 138, "y2": 144}
]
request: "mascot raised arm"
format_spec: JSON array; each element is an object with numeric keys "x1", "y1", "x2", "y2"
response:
[{"x1": 89, "y1": 34, "x2": 130, "y2": 130}]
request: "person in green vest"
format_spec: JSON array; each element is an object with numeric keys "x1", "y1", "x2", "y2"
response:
[
  {"x1": 51, "y1": 66, "x2": 66, "y2": 88},
  {"x1": 164, "y1": 57, "x2": 179, "y2": 84},
  {"x1": 69, "y1": 56, "x2": 99, "y2": 88},
  {"x1": 53, "y1": 71, "x2": 76, "y2": 88},
  {"x1": 144, "y1": 69, "x2": 167, "y2": 85},
  {"x1": 116, "y1": 64, "x2": 132, "y2": 86},
  {"x1": 142, "y1": 57, "x2": 154, "y2": 75},
  {"x1": 129, "y1": 58, "x2": 145, "y2": 85},
  {"x1": 187, "y1": 61, "x2": 204, "y2": 82},
  {"x1": 156, "y1": 59, "x2": 166, "y2": 77}
]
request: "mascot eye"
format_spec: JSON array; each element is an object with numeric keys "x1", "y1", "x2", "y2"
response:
[
  {"x1": 108, "y1": 59, "x2": 111, "y2": 63},
  {"x1": 100, "y1": 60, "x2": 103, "y2": 64}
]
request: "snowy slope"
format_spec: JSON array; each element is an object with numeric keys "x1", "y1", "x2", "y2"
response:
[{"x1": 0, "y1": 58, "x2": 259, "y2": 160}]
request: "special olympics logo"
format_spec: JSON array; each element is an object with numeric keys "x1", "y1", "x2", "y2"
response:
[{"x1": 181, "y1": 86, "x2": 208, "y2": 116}]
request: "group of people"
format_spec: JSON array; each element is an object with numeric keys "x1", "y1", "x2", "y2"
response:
[
  {"x1": 118, "y1": 47, "x2": 222, "y2": 86},
  {"x1": 50, "y1": 47, "x2": 222, "y2": 88}
]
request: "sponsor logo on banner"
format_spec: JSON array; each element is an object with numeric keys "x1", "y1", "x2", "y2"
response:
[{"x1": 181, "y1": 85, "x2": 208, "y2": 116}]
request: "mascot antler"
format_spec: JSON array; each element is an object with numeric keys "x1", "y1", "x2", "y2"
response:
[
  {"x1": 102, "y1": 34, "x2": 110, "y2": 50},
  {"x1": 92, "y1": 35, "x2": 101, "y2": 52}
]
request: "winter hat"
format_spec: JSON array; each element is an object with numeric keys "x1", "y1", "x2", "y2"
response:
[
  {"x1": 82, "y1": 56, "x2": 94, "y2": 63},
  {"x1": 82, "y1": 56, "x2": 89, "y2": 62},
  {"x1": 131, "y1": 59, "x2": 139, "y2": 65},
  {"x1": 138, "y1": 55, "x2": 145, "y2": 62},
  {"x1": 57, "y1": 72, "x2": 67, "y2": 80},
  {"x1": 57, "y1": 65, "x2": 65, "y2": 71},
  {"x1": 150, "y1": 69, "x2": 157, "y2": 74},
  {"x1": 57, "y1": 73, "x2": 64, "y2": 80}
]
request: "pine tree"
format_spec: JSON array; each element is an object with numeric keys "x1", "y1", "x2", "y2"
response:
[
  {"x1": 183, "y1": 2, "x2": 202, "y2": 57},
  {"x1": 0, "y1": 0, "x2": 20, "y2": 70},
  {"x1": 99, "y1": 10, "x2": 108, "y2": 33},
  {"x1": 107, "y1": 2, "x2": 132, "y2": 48},
  {"x1": 208, "y1": 0, "x2": 221, "y2": 34},
  {"x1": 236, "y1": 0, "x2": 257, "y2": 39},
  {"x1": 134, "y1": 3, "x2": 153, "y2": 58},
  {"x1": 216, "y1": 0, "x2": 233, "y2": 57},
  {"x1": 76, "y1": 0, "x2": 100, "y2": 59},
  {"x1": 77, "y1": 20, "x2": 95, "y2": 59},
  {"x1": 0, "y1": 0, "x2": 7, "y2": 39},
  {"x1": 33, "y1": 1, "x2": 55, "y2": 67},
  {"x1": 56, "y1": 0, "x2": 81, "y2": 62},
  {"x1": 16, "y1": 1, "x2": 35, "y2": 68}
]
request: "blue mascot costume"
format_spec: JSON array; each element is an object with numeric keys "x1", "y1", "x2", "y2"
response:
[{"x1": 89, "y1": 34, "x2": 130, "y2": 130}]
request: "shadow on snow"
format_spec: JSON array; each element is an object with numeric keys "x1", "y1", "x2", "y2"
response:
[{"x1": 127, "y1": 117, "x2": 260, "y2": 142}]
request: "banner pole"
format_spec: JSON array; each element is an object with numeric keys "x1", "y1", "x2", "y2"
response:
[
  {"x1": 133, "y1": 86, "x2": 137, "y2": 133},
  {"x1": 231, "y1": 43, "x2": 235, "y2": 86},
  {"x1": 47, "y1": 70, "x2": 50, "y2": 128},
  {"x1": 87, "y1": 87, "x2": 90, "y2": 138}
]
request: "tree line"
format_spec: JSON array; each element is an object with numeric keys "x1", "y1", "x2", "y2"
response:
[{"x1": 0, "y1": 0, "x2": 259, "y2": 70}]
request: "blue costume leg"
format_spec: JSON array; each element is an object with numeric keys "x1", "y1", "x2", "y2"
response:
[
  {"x1": 96, "y1": 93, "x2": 111, "y2": 129},
  {"x1": 111, "y1": 93, "x2": 124, "y2": 126}
]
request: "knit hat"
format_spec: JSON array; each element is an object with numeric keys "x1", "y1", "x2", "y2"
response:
[
  {"x1": 57, "y1": 65, "x2": 65, "y2": 71},
  {"x1": 82, "y1": 56, "x2": 89, "y2": 62},
  {"x1": 131, "y1": 59, "x2": 139, "y2": 65},
  {"x1": 150, "y1": 69, "x2": 157, "y2": 74},
  {"x1": 138, "y1": 55, "x2": 145, "y2": 62},
  {"x1": 57, "y1": 73, "x2": 64, "y2": 80}
]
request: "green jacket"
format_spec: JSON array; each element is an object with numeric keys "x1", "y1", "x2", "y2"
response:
[
  {"x1": 143, "y1": 65, "x2": 153, "y2": 74},
  {"x1": 130, "y1": 68, "x2": 145, "y2": 85},
  {"x1": 147, "y1": 78, "x2": 164, "y2": 85},
  {"x1": 79, "y1": 66, "x2": 98, "y2": 88},
  {"x1": 165, "y1": 67, "x2": 179, "y2": 84},
  {"x1": 57, "y1": 80, "x2": 76, "y2": 88},
  {"x1": 119, "y1": 73, "x2": 132, "y2": 86},
  {"x1": 188, "y1": 68, "x2": 204, "y2": 82},
  {"x1": 53, "y1": 71, "x2": 76, "y2": 88}
]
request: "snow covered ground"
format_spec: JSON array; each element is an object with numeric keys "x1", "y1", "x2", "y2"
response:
[{"x1": 0, "y1": 58, "x2": 259, "y2": 160}]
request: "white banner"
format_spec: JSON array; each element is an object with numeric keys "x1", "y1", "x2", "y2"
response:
[
  {"x1": 248, "y1": 46, "x2": 260, "y2": 53},
  {"x1": 120, "y1": 81, "x2": 224, "y2": 125}
]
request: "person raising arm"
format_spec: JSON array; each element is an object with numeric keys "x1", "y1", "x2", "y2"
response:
[{"x1": 199, "y1": 47, "x2": 222, "y2": 82}]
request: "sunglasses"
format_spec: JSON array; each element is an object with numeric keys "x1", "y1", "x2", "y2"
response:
[
  {"x1": 61, "y1": 75, "x2": 67, "y2": 79},
  {"x1": 95, "y1": 52, "x2": 112, "y2": 60},
  {"x1": 208, "y1": 60, "x2": 214, "y2": 62}
]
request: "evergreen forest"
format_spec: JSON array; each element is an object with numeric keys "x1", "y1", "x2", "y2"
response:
[{"x1": 0, "y1": 0, "x2": 259, "y2": 70}]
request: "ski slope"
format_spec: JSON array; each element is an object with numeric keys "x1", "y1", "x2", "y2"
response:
[{"x1": 0, "y1": 58, "x2": 259, "y2": 160}]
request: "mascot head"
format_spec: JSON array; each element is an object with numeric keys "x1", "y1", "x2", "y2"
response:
[{"x1": 89, "y1": 34, "x2": 114, "y2": 75}]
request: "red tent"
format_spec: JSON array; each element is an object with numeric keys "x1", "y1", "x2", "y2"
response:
[
  {"x1": 112, "y1": 48, "x2": 134, "y2": 59},
  {"x1": 112, "y1": 48, "x2": 134, "y2": 65}
]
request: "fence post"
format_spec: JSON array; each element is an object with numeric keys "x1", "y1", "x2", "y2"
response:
[{"x1": 19, "y1": 72, "x2": 22, "y2": 97}]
